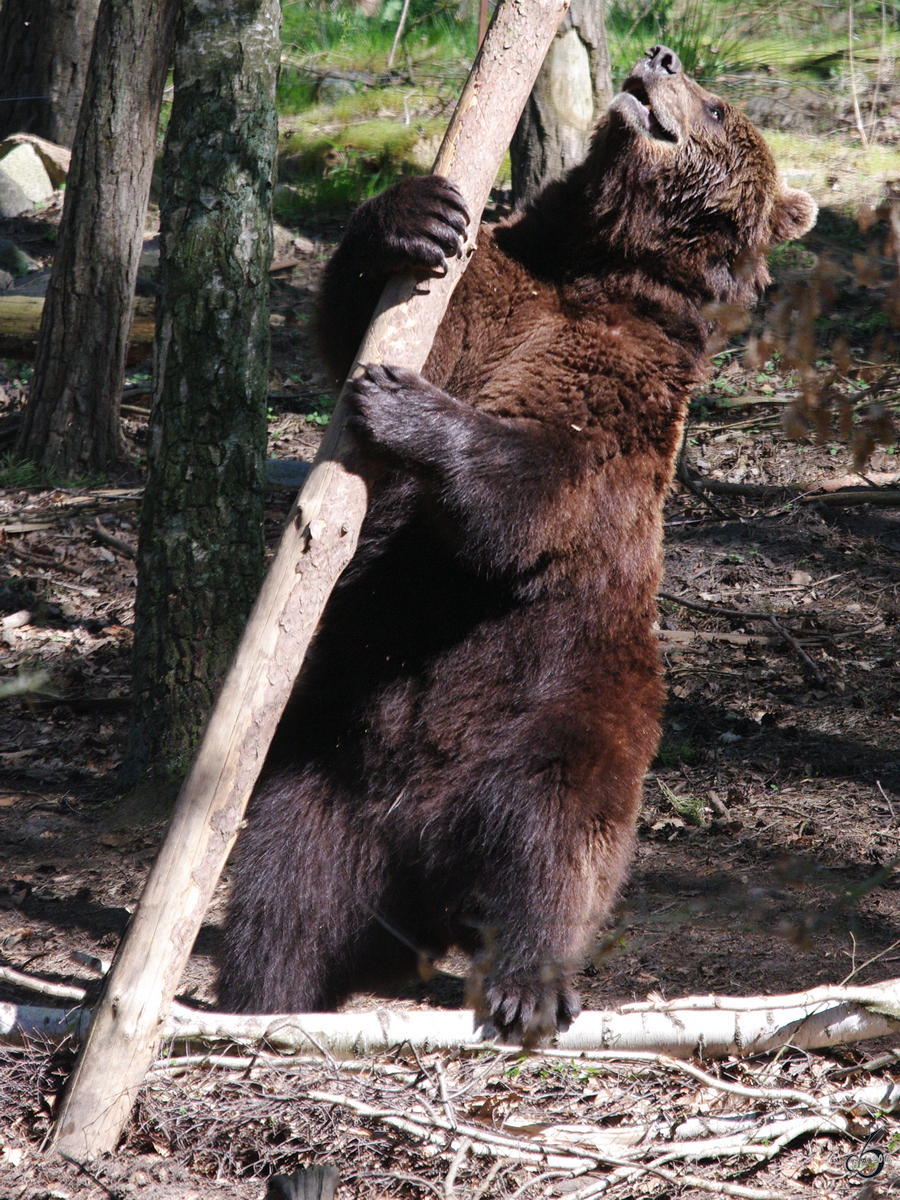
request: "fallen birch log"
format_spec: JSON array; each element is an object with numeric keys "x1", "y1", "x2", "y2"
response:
[{"x1": 6, "y1": 978, "x2": 898, "y2": 1058}]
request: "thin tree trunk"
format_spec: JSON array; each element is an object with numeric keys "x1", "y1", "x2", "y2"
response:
[
  {"x1": 0, "y1": 0, "x2": 101, "y2": 145},
  {"x1": 14, "y1": 0, "x2": 177, "y2": 474},
  {"x1": 121, "y1": 0, "x2": 281, "y2": 793},
  {"x1": 511, "y1": 0, "x2": 613, "y2": 204}
]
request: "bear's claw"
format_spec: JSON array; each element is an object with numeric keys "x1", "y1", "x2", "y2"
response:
[
  {"x1": 364, "y1": 175, "x2": 469, "y2": 277},
  {"x1": 473, "y1": 970, "x2": 582, "y2": 1044}
]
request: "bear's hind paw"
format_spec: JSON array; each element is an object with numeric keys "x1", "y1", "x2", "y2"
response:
[{"x1": 473, "y1": 970, "x2": 582, "y2": 1045}]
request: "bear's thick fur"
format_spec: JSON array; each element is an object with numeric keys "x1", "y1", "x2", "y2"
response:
[{"x1": 218, "y1": 46, "x2": 816, "y2": 1038}]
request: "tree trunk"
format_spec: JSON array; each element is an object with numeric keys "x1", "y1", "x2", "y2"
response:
[
  {"x1": 510, "y1": 0, "x2": 613, "y2": 204},
  {"x1": 0, "y1": 0, "x2": 101, "y2": 145},
  {"x1": 121, "y1": 0, "x2": 281, "y2": 792},
  {"x1": 14, "y1": 0, "x2": 177, "y2": 474}
]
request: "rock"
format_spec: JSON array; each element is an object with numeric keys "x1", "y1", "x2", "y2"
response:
[
  {"x1": 0, "y1": 269, "x2": 14, "y2": 291},
  {"x1": 0, "y1": 170, "x2": 31, "y2": 218},
  {"x1": 0, "y1": 133, "x2": 70, "y2": 187},
  {"x1": 12, "y1": 265, "x2": 52, "y2": 295},
  {"x1": 315, "y1": 69, "x2": 375, "y2": 103},
  {"x1": 0, "y1": 142, "x2": 54, "y2": 203},
  {"x1": 265, "y1": 459, "x2": 311, "y2": 489},
  {"x1": 0, "y1": 238, "x2": 40, "y2": 277}
]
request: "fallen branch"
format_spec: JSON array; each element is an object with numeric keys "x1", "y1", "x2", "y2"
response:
[
  {"x1": 658, "y1": 591, "x2": 825, "y2": 683},
  {"x1": 797, "y1": 487, "x2": 900, "y2": 507},
  {"x1": 4, "y1": 977, "x2": 898, "y2": 1057},
  {"x1": 0, "y1": 294, "x2": 155, "y2": 363},
  {"x1": 307, "y1": 1078, "x2": 894, "y2": 1165},
  {"x1": 254, "y1": 1071, "x2": 899, "y2": 1199},
  {"x1": 1, "y1": 1022, "x2": 882, "y2": 1198},
  {"x1": 0, "y1": 964, "x2": 86, "y2": 1004},
  {"x1": 657, "y1": 628, "x2": 821, "y2": 649},
  {"x1": 93, "y1": 518, "x2": 136, "y2": 559},
  {"x1": 676, "y1": 437, "x2": 735, "y2": 519},
  {"x1": 680, "y1": 465, "x2": 900, "y2": 504}
]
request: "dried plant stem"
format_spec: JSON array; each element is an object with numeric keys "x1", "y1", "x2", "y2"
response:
[
  {"x1": 848, "y1": 0, "x2": 870, "y2": 148},
  {"x1": 386, "y1": 0, "x2": 412, "y2": 69}
]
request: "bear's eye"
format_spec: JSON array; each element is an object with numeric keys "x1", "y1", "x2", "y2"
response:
[{"x1": 706, "y1": 103, "x2": 724, "y2": 123}]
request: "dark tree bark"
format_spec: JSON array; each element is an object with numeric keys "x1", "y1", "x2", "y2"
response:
[
  {"x1": 14, "y1": 0, "x2": 177, "y2": 473},
  {"x1": 510, "y1": 0, "x2": 613, "y2": 204},
  {"x1": 0, "y1": 0, "x2": 101, "y2": 145},
  {"x1": 122, "y1": 0, "x2": 281, "y2": 791}
]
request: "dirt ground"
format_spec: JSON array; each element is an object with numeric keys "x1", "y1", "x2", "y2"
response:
[{"x1": 1, "y1": 161, "x2": 899, "y2": 1198}]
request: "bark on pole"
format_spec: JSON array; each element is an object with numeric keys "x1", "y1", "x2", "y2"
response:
[
  {"x1": 122, "y1": 0, "x2": 281, "y2": 790},
  {"x1": 49, "y1": 0, "x2": 569, "y2": 1160}
]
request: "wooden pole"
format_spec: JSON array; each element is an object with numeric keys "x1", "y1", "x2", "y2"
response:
[{"x1": 50, "y1": 0, "x2": 569, "y2": 1159}]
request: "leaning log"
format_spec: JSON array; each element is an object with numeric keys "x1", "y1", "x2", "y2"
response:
[{"x1": 49, "y1": 0, "x2": 571, "y2": 1159}]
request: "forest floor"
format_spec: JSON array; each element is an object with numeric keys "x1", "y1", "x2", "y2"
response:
[{"x1": 0, "y1": 149, "x2": 899, "y2": 1199}]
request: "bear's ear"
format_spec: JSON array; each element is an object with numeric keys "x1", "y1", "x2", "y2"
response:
[{"x1": 770, "y1": 185, "x2": 817, "y2": 245}]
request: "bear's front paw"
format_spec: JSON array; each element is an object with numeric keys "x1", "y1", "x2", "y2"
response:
[
  {"x1": 472, "y1": 968, "x2": 582, "y2": 1044},
  {"x1": 361, "y1": 176, "x2": 470, "y2": 277},
  {"x1": 346, "y1": 364, "x2": 456, "y2": 463}
]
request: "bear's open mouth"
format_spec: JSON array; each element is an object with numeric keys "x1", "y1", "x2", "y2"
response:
[{"x1": 613, "y1": 81, "x2": 679, "y2": 144}]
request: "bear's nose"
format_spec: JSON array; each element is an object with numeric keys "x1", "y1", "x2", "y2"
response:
[{"x1": 644, "y1": 45, "x2": 681, "y2": 76}]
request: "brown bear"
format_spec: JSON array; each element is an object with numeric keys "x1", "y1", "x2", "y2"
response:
[{"x1": 218, "y1": 45, "x2": 816, "y2": 1039}]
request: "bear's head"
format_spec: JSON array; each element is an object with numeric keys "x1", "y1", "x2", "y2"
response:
[{"x1": 585, "y1": 46, "x2": 817, "y2": 305}]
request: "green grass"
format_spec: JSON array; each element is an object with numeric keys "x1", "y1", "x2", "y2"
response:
[
  {"x1": 607, "y1": 0, "x2": 750, "y2": 81},
  {"x1": 276, "y1": 132, "x2": 422, "y2": 218},
  {"x1": 276, "y1": 0, "x2": 477, "y2": 213},
  {"x1": 281, "y1": 110, "x2": 439, "y2": 165},
  {"x1": 276, "y1": 71, "x2": 319, "y2": 114},
  {"x1": 280, "y1": 0, "x2": 476, "y2": 81},
  {"x1": 276, "y1": 0, "x2": 900, "y2": 216},
  {"x1": 0, "y1": 452, "x2": 52, "y2": 490},
  {"x1": 607, "y1": 0, "x2": 900, "y2": 83},
  {"x1": 0, "y1": 452, "x2": 103, "y2": 492},
  {"x1": 653, "y1": 733, "x2": 702, "y2": 769}
]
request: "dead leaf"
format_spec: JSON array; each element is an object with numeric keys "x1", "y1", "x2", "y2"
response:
[{"x1": 100, "y1": 832, "x2": 132, "y2": 848}]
